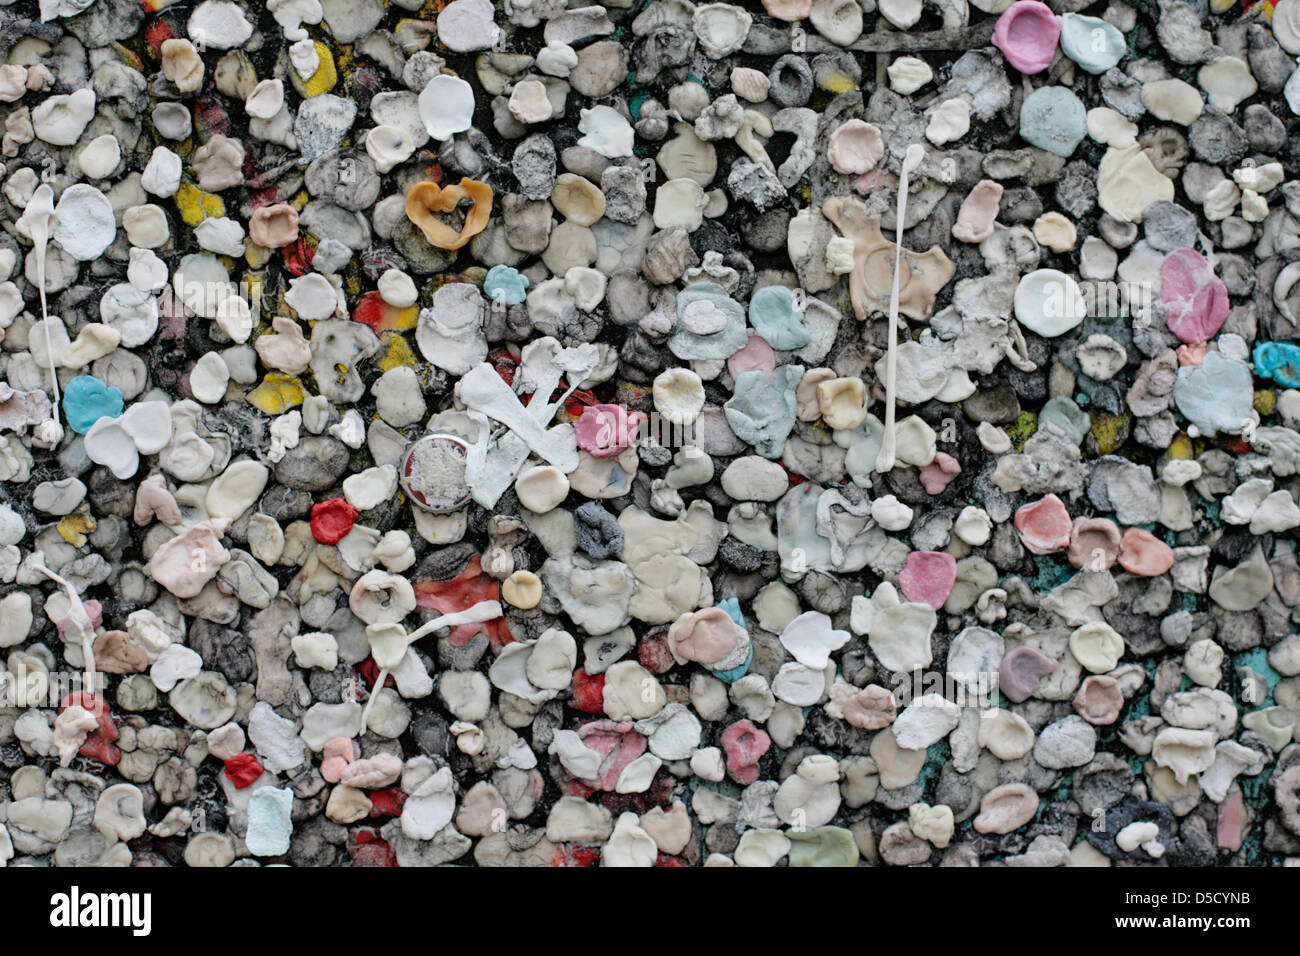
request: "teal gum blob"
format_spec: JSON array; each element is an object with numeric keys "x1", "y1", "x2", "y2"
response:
[
  {"x1": 711, "y1": 597, "x2": 752, "y2": 682},
  {"x1": 717, "y1": 597, "x2": 744, "y2": 629},
  {"x1": 1058, "y1": 13, "x2": 1126, "y2": 74},
  {"x1": 712, "y1": 643, "x2": 753, "y2": 683},
  {"x1": 841, "y1": 414, "x2": 885, "y2": 486},
  {"x1": 1019, "y1": 86, "x2": 1087, "y2": 157},
  {"x1": 63, "y1": 375, "x2": 124, "y2": 435},
  {"x1": 668, "y1": 281, "x2": 750, "y2": 360},
  {"x1": 245, "y1": 786, "x2": 294, "y2": 856},
  {"x1": 484, "y1": 264, "x2": 529, "y2": 305},
  {"x1": 1254, "y1": 341, "x2": 1300, "y2": 388},
  {"x1": 1173, "y1": 351, "x2": 1255, "y2": 436},
  {"x1": 724, "y1": 364, "x2": 804, "y2": 458},
  {"x1": 749, "y1": 285, "x2": 811, "y2": 350},
  {"x1": 1038, "y1": 395, "x2": 1090, "y2": 445}
]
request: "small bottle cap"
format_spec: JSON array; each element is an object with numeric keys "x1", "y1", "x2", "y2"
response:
[{"x1": 399, "y1": 433, "x2": 472, "y2": 513}]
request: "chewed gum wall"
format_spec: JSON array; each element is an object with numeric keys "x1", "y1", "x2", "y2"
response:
[{"x1": 0, "y1": 0, "x2": 1299, "y2": 868}]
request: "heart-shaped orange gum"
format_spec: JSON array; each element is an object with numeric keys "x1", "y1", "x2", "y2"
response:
[{"x1": 405, "y1": 177, "x2": 493, "y2": 250}]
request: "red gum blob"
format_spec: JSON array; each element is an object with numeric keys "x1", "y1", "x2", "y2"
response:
[
  {"x1": 572, "y1": 669, "x2": 606, "y2": 712},
  {"x1": 552, "y1": 844, "x2": 601, "y2": 867},
  {"x1": 224, "y1": 753, "x2": 265, "y2": 788},
  {"x1": 488, "y1": 348, "x2": 519, "y2": 386},
  {"x1": 356, "y1": 658, "x2": 396, "y2": 691},
  {"x1": 60, "y1": 692, "x2": 120, "y2": 766},
  {"x1": 281, "y1": 237, "x2": 315, "y2": 276},
  {"x1": 638, "y1": 630, "x2": 676, "y2": 674},
  {"x1": 367, "y1": 788, "x2": 407, "y2": 818},
  {"x1": 144, "y1": 19, "x2": 175, "y2": 52},
  {"x1": 193, "y1": 95, "x2": 231, "y2": 139},
  {"x1": 722, "y1": 719, "x2": 771, "y2": 785},
  {"x1": 562, "y1": 389, "x2": 601, "y2": 421},
  {"x1": 414, "y1": 556, "x2": 514, "y2": 651},
  {"x1": 348, "y1": 828, "x2": 398, "y2": 866},
  {"x1": 1014, "y1": 493, "x2": 1073, "y2": 554},
  {"x1": 352, "y1": 290, "x2": 417, "y2": 333},
  {"x1": 311, "y1": 497, "x2": 359, "y2": 544},
  {"x1": 898, "y1": 551, "x2": 958, "y2": 610},
  {"x1": 565, "y1": 779, "x2": 596, "y2": 800}
]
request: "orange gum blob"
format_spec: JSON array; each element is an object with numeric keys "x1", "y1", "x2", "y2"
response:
[{"x1": 405, "y1": 177, "x2": 494, "y2": 250}]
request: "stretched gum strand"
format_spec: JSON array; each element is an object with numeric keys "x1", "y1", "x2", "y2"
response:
[{"x1": 875, "y1": 143, "x2": 926, "y2": 474}]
